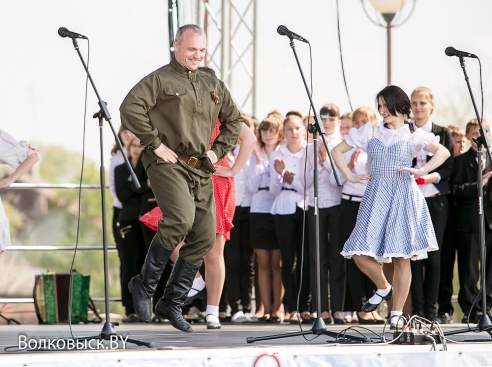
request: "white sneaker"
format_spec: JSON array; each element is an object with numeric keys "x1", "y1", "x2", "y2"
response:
[
  {"x1": 206, "y1": 314, "x2": 222, "y2": 329},
  {"x1": 389, "y1": 315, "x2": 405, "y2": 330},
  {"x1": 244, "y1": 312, "x2": 258, "y2": 322},
  {"x1": 231, "y1": 311, "x2": 246, "y2": 323}
]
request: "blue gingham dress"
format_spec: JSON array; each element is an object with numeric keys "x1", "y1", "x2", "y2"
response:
[{"x1": 340, "y1": 123, "x2": 438, "y2": 263}]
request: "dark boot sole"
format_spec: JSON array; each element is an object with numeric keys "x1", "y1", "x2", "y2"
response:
[
  {"x1": 155, "y1": 307, "x2": 193, "y2": 333},
  {"x1": 128, "y1": 278, "x2": 152, "y2": 323}
]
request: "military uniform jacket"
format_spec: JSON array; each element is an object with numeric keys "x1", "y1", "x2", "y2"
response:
[{"x1": 120, "y1": 58, "x2": 243, "y2": 177}]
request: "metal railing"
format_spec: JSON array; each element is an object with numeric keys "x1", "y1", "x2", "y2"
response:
[{"x1": 1, "y1": 182, "x2": 120, "y2": 305}]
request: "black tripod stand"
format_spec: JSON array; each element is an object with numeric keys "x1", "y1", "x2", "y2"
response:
[
  {"x1": 61, "y1": 34, "x2": 152, "y2": 348},
  {"x1": 444, "y1": 55, "x2": 492, "y2": 341},
  {"x1": 0, "y1": 312, "x2": 20, "y2": 325},
  {"x1": 246, "y1": 36, "x2": 367, "y2": 344}
]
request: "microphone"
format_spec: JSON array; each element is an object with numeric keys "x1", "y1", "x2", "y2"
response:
[
  {"x1": 277, "y1": 25, "x2": 309, "y2": 44},
  {"x1": 58, "y1": 27, "x2": 88, "y2": 40},
  {"x1": 445, "y1": 46, "x2": 477, "y2": 59}
]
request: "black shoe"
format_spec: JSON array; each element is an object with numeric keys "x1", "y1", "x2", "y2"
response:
[
  {"x1": 462, "y1": 312, "x2": 481, "y2": 324},
  {"x1": 413, "y1": 311, "x2": 425, "y2": 318},
  {"x1": 323, "y1": 317, "x2": 333, "y2": 325},
  {"x1": 183, "y1": 286, "x2": 206, "y2": 306},
  {"x1": 128, "y1": 240, "x2": 172, "y2": 323},
  {"x1": 122, "y1": 313, "x2": 140, "y2": 323},
  {"x1": 301, "y1": 313, "x2": 314, "y2": 324},
  {"x1": 437, "y1": 312, "x2": 453, "y2": 324},
  {"x1": 356, "y1": 312, "x2": 376, "y2": 325},
  {"x1": 424, "y1": 310, "x2": 440, "y2": 324},
  {"x1": 258, "y1": 315, "x2": 271, "y2": 323},
  {"x1": 331, "y1": 312, "x2": 345, "y2": 325},
  {"x1": 361, "y1": 287, "x2": 393, "y2": 312},
  {"x1": 154, "y1": 258, "x2": 201, "y2": 333},
  {"x1": 219, "y1": 315, "x2": 231, "y2": 323}
]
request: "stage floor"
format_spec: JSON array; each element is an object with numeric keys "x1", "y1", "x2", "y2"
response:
[{"x1": 1, "y1": 321, "x2": 492, "y2": 366}]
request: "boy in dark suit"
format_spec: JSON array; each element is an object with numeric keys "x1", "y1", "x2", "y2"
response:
[
  {"x1": 409, "y1": 87, "x2": 454, "y2": 322},
  {"x1": 452, "y1": 118, "x2": 492, "y2": 323}
]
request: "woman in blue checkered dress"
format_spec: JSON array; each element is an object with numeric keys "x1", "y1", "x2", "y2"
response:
[{"x1": 331, "y1": 85, "x2": 451, "y2": 329}]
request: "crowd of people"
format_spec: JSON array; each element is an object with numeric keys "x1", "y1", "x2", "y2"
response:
[
  {"x1": 106, "y1": 24, "x2": 492, "y2": 331},
  {"x1": 2, "y1": 25, "x2": 491, "y2": 333}
]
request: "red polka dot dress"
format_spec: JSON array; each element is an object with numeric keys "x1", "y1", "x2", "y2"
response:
[{"x1": 139, "y1": 120, "x2": 236, "y2": 240}]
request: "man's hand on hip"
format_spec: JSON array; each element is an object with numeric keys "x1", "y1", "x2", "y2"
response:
[{"x1": 154, "y1": 143, "x2": 178, "y2": 163}]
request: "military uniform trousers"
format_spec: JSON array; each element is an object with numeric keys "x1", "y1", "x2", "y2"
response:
[{"x1": 147, "y1": 160, "x2": 216, "y2": 265}]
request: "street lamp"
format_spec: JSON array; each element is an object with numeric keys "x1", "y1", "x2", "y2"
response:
[{"x1": 361, "y1": 0, "x2": 416, "y2": 85}]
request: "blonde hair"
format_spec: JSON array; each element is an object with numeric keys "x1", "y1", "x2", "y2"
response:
[
  {"x1": 448, "y1": 124, "x2": 465, "y2": 139},
  {"x1": 341, "y1": 112, "x2": 353, "y2": 120},
  {"x1": 411, "y1": 86, "x2": 434, "y2": 103},
  {"x1": 411, "y1": 86, "x2": 434, "y2": 114},
  {"x1": 465, "y1": 118, "x2": 489, "y2": 135},
  {"x1": 353, "y1": 106, "x2": 378, "y2": 126}
]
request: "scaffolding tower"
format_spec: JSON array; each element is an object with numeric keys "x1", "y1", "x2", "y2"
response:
[{"x1": 168, "y1": 0, "x2": 257, "y2": 116}]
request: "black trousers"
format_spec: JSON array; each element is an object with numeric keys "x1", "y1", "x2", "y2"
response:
[
  {"x1": 410, "y1": 195, "x2": 448, "y2": 315},
  {"x1": 437, "y1": 206, "x2": 467, "y2": 315},
  {"x1": 338, "y1": 199, "x2": 376, "y2": 311},
  {"x1": 307, "y1": 205, "x2": 345, "y2": 313},
  {"x1": 112, "y1": 207, "x2": 124, "y2": 307},
  {"x1": 225, "y1": 206, "x2": 255, "y2": 314},
  {"x1": 456, "y1": 229, "x2": 492, "y2": 316},
  {"x1": 117, "y1": 219, "x2": 147, "y2": 315},
  {"x1": 274, "y1": 207, "x2": 310, "y2": 313}
]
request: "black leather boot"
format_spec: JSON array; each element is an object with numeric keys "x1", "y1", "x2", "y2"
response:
[
  {"x1": 154, "y1": 257, "x2": 200, "y2": 333},
  {"x1": 128, "y1": 239, "x2": 172, "y2": 323}
]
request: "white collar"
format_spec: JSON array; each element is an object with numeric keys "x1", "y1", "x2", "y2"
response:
[
  {"x1": 413, "y1": 119, "x2": 432, "y2": 132},
  {"x1": 380, "y1": 123, "x2": 410, "y2": 135},
  {"x1": 279, "y1": 140, "x2": 306, "y2": 157}
]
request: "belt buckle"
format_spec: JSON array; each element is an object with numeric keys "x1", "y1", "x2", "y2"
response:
[{"x1": 187, "y1": 156, "x2": 199, "y2": 167}]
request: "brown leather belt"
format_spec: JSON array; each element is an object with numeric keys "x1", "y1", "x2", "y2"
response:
[{"x1": 175, "y1": 152, "x2": 202, "y2": 168}]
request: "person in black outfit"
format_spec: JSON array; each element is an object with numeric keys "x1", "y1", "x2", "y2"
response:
[
  {"x1": 409, "y1": 87, "x2": 454, "y2": 322},
  {"x1": 452, "y1": 119, "x2": 492, "y2": 323},
  {"x1": 115, "y1": 136, "x2": 151, "y2": 322},
  {"x1": 437, "y1": 125, "x2": 466, "y2": 323}
]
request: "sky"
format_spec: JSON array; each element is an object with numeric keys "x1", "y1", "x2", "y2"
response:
[{"x1": 1, "y1": 0, "x2": 492, "y2": 165}]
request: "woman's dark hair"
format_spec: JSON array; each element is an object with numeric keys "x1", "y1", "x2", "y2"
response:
[
  {"x1": 376, "y1": 85, "x2": 411, "y2": 118},
  {"x1": 376, "y1": 85, "x2": 413, "y2": 131},
  {"x1": 111, "y1": 125, "x2": 126, "y2": 155}
]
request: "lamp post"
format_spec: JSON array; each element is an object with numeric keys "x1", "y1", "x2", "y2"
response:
[{"x1": 362, "y1": 0, "x2": 416, "y2": 85}]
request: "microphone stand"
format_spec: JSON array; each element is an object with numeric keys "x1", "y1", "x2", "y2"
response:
[
  {"x1": 65, "y1": 38, "x2": 152, "y2": 348},
  {"x1": 247, "y1": 38, "x2": 366, "y2": 344},
  {"x1": 444, "y1": 56, "x2": 492, "y2": 340}
]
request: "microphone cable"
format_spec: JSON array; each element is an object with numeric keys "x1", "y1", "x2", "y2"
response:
[
  {"x1": 66, "y1": 39, "x2": 91, "y2": 342},
  {"x1": 479, "y1": 58, "x2": 484, "y2": 127},
  {"x1": 335, "y1": 0, "x2": 354, "y2": 112}
]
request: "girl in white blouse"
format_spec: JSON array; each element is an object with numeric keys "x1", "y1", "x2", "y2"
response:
[
  {"x1": 270, "y1": 114, "x2": 311, "y2": 322},
  {"x1": 246, "y1": 116, "x2": 284, "y2": 323},
  {"x1": 0, "y1": 130, "x2": 38, "y2": 253}
]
